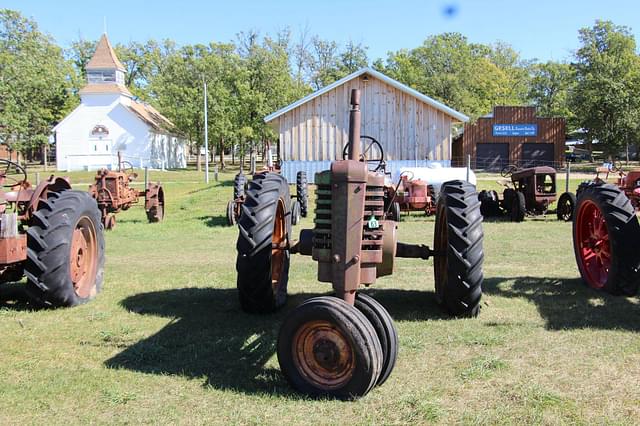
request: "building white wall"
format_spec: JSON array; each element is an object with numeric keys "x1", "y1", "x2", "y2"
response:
[{"x1": 55, "y1": 94, "x2": 187, "y2": 171}]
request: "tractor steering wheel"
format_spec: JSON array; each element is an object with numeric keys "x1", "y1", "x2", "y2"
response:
[
  {"x1": 500, "y1": 164, "x2": 518, "y2": 178},
  {"x1": 342, "y1": 135, "x2": 385, "y2": 172},
  {"x1": 119, "y1": 161, "x2": 135, "y2": 175},
  {"x1": 0, "y1": 159, "x2": 27, "y2": 188}
]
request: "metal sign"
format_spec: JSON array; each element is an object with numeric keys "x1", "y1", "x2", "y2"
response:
[{"x1": 493, "y1": 124, "x2": 537, "y2": 137}]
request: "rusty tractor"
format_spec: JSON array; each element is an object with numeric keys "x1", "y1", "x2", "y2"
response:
[
  {"x1": 88, "y1": 158, "x2": 164, "y2": 230},
  {"x1": 479, "y1": 165, "x2": 557, "y2": 222},
  {"x1": 558, "y1": 165, "x2": 640, "y2": 222},
  {"x1": 226, "y1": 169, "x2": 308, "y2": 226},
  {"x1": 234, "y1": 89, "x2": 484, "y2": 399},
  {"x1": 0, "y1": 159, "x2": 105, "y2": 307},
  {"x1": 572, "y1": 181, "x2": 640, "y2": 296},
  {"x1": 384, "y1": 173, "x2": 437, "y2": 220}
]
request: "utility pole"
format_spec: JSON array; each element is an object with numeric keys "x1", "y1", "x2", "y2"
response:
[{"x1": 203, "y1": 77, "x2": 209, "y2": 184}]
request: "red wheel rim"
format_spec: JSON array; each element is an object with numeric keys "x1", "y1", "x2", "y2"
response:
[
  {"x1": 576, "y1": 200, "x2": 611, "y2": 289},
  {"x1": 70, "y1": 216, "x2": 99, "y2": 298}
]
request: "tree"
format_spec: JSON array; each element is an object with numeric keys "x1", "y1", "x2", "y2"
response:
[
  {"x1": 0, "y1": 9, "x2": 75, "y2": 162},
  {"x1": 528, "y1": 61, "x2": 576, "y2": 124},
  {"x1": 375, "y1": 33, "x2": 530, "y2": 119},
  {"x1": 571, "y1": 20, "x2": 640, "y2": 157}
]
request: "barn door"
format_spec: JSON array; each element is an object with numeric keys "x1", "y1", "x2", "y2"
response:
[
  {"x1": 476, "y1": 143, "x2": 509, "y2": 171},
  {"x1": 522, "y1": 143, "x2": 554, "y2": 167}
]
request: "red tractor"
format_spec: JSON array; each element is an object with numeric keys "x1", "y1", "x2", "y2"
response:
[
  {"x1": 0, "y1": 159, "x2": 105, "y2": 307},
  {"x1": 572, "y1": 182, "x2": 640, "y2": 296},
  {"x1": 88, "y1": 158, "x2": 164, "y2": 230},
  {"x1": 233, "y1": 89, "x2": 484, "y2": 399},
  {"x1": 384, "y1": 173, "x2": 436, "y2": 220}
]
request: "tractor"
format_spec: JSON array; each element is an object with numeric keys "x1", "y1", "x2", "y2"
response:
[
  {"x1": 572, "y1": 181, "x2": 640, "y2": 296},
  {"x1": 226, "y1": 156, "x2": 308, "y2": 226},
  {"x1": 479, "y1": 165, "x2": 557, "y2": 222},
  {"x1": 0, "y1": 159, "x2": 105, "y2": 307},
  {"x1": 557, "y1": 165, "x2": 640, "y2": 222},
  {"x1": 233, "y1": 89, "x2": 484, "y2": 399},
  {"x1": 88, "y1": 154, "x2": 164, "y2": 230},
  {"x1": 383, "y1": 173, "x2": 436, "y2": 220}
]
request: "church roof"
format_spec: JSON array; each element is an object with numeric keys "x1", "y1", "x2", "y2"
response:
[
  {"x1": 126, "y1": 100, "x2": 176, "y2": 132},
  {"x1": 79, "y1": 83, "x2": 133, "y2": 96},
  {"x1": 86, "y1": 34, "x2": 126, "y2": 71}
]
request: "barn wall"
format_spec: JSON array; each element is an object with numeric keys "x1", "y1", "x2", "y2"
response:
[
  {"x1": 461, "y1": 106, "x2": 566, "y2": 168},
  {"x1": 277, "y1": 75, "x2": 454, "y2": 162}
]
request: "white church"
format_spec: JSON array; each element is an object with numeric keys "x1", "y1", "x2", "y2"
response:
[{"x1": 53, "y1": 34, "x2": 187, "y2": 171}]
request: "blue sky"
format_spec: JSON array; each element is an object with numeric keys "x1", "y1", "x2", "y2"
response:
[{"x1": 5, "y1": 0, "x2": 640, "y2": 62}]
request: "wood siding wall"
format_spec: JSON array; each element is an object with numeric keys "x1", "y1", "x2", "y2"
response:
[
  {"x1": 461, "y1": 106, "x2": 566, "y2": 166},
  {"x1": 276, "y1": 75, "x2": 454, "y2": 161}
]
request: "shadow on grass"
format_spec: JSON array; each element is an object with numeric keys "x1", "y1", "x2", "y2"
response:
[
  {"x1": 0, "y1": 282, "x2": 36, "y2": 311},
  {"x1": 484, "y1": 276, "x2": 640, "y2": 331},
  {"x1": 105, "y1": 287, "x2": 448, "y2": 395},
  {"x1": 198, "y1": 215, "x2": 231, "y2": 228}
]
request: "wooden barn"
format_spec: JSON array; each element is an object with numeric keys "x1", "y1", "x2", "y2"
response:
[
  {"x1": 453, "y1": 106, "x2": 566, "y2": 170},
  {"x1": 264, "y1": 67, "x2": 468, "y2": 182}
]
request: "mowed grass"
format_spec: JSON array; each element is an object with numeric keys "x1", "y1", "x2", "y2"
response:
[{"x1": 0, "y1": 166, "x2": 639, "y2": 425}]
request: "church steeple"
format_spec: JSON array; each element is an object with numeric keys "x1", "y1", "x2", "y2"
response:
[{"x1": 81, "y1": 33, "x2": 131, "y2": 97}]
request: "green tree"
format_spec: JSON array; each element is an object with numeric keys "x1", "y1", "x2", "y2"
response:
[
  {"x1": 528, "y1": 61, "x2": 576, "y2": 123},
  {"x1": 375, "y1": 33, "x2": 530, "y2": 119},
  {"x1": 0, "y1": 9, "x2": 75, "y2": 162},
  {"x1": 571, "y1": 20, "x2": 640, "y2": 157}
]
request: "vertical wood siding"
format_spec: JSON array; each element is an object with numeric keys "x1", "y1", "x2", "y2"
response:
[
  {"x1": 461, "y1": 106, "x2": 566, "y2": 166},
  {"x1": 277, "y1": 74, "x2": 455, "y2": 161}
]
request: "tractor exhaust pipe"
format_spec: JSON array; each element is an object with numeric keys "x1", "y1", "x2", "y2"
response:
[{"x1": 348, "y1": 89, "x2": 361, "y2": 161}]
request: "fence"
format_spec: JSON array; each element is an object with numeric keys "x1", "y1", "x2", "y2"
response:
[{"x1": 62, "y1": 154, "x2": 165, "y2": 171}]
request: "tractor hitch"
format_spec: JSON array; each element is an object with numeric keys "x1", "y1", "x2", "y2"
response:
[{"x1": 395, "y1": 242, "x2": 442, "y2": 260}]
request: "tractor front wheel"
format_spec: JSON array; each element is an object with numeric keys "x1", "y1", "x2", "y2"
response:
[
  {"x1": 236, "y1": 173, "x2": 292, "y2": 313},
  {"x1": 145, "y1": 183, "x2": 165, "y2": 223},
  {"x1": 226, "y1": 200, "x2": 237, "y2": 226},
  {"x1": 277, "y1": 296, "x2": 383, "y2": 399},
  {"x1": 510, "y1": 192, "x2": 526, "y2": 222},
  {"x1": 354, "y1": 293, "x2": 398, "y2": 386},
  {"x1": 434, "y1": 180, "x2": 483, "y2": 317},
  {"x1": 557, "y1": 192, "x2": 576, "y2": 222},
  {"x1": 573, "y1": 184, "x2": 640, "y2": 295},
  {"x1": 25, "y1": 190, "x2": 105, "y2": 307},
  {"x1": 296, "y1": 171, "x2": 308, "y2": 217}
]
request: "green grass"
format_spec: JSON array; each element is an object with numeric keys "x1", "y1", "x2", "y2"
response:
[{"x1": 1, "y1": 166, "x2": 639, "y2": 425}]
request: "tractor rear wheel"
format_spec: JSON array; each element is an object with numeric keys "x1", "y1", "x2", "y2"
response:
[
  {"x1": 277, "y1": 296, "x2": 383, "y2": 399},
  {"x1": 296, "y1": 171, "x2": 308, "y2": 217},
  {"x1": 557, "y1": 192, "x2": 576, "y2": 222},
  {"x1": 145, "y1": 183, "x2": 164, "y2": 223},
  {"x1": 434, "y1": 180, "x2": 483, "y2": 317},
  {"x1": 236, "y1": 172, "x2": 292, "y2": 313},
  {"x1": 234, "y1": 172, "x2": 246, "y2": 200},
  {"x1": 510, "y1": 192, "x2": 526, "y2": 222},
  {"x1": 573, "y1": 184, "x2": 640, "y2": 295},
  {"x1": 354, "y1": 293, "x2": 398, "y2": 386},
  {"x1": 25, "y1": 190, "x2": 105, "y2": 307}
]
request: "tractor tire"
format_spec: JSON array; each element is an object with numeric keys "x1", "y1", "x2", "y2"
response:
[
  {"x1": 556, "y1": 192, "x2": 577, "y2": 222},
  {"x1": 502, "y1": 188, "x2": 516, "y2": 215},
  {"x1": 226, "y1": 200, "x2": 237, "y2": 226},
  {"x1": 291, "y1": 199, "x2": 301, "y2": 225},
  {"x1": 24, "y1": 190, "x2": 105, "y2": 307},
  {"x1": 236, "y1": 172, "x2": 292, "y2": 313},
  {"x1": 234, "y1": 172, "x2": 246, "y2": 200},
  {"x1": 390, "y1": 201, "x2": 401, "y2": 222},
  {"x1": 510, "y1": 192, "x2": 526, "y2": 222},
  {"x1": 573, "y1": 183, "x2": 640, "y2": 295},
  {"x1": 296, "y1": 171, "x2": 308, "y2": 217},
  {"x1": 354, "y1": 293, "x2": 398, "y2": 387},
  {"x1": 277, "y1": 296, "x2": 383, "y2": 399},
  {"x1": 145, "y1": 184, "x2": 165, "y2": 223},
  {"x1": 434, "y1": 180, "x2": 483, "y2": 317}
]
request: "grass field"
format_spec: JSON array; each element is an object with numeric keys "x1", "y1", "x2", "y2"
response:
[{"x1": 0, "y1": 166, "x2": 639, "y2": 425}]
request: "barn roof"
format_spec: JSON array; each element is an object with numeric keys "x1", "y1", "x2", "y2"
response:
[
  {"x1": 264, "y1": 67, "x2": 469, "y2": 123},
  {"x1": 86, "y1": 34, "x2": 126, "y2": 71}
]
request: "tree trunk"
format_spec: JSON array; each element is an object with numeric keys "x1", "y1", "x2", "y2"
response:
[
  {"x1": 219, "y1": 137, "x2": 225, "y2": 170},
  {"x1": 197, "y1": 151, "x2": 202, "y2": 171},
  {"x1": 232, "y1": 143, "x2": 235, "y2": 165},
  {"x1": 43, "y1": 144, "x2": 48, "y2": 171}
]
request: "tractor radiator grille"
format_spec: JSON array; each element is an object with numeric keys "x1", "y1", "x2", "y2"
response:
[
  {"x1": 312, "y1": 183, "x2": 332, "y2": 251},
  {"x1": 362, "y1": 184, "x2": 384, "y2": 254}
]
